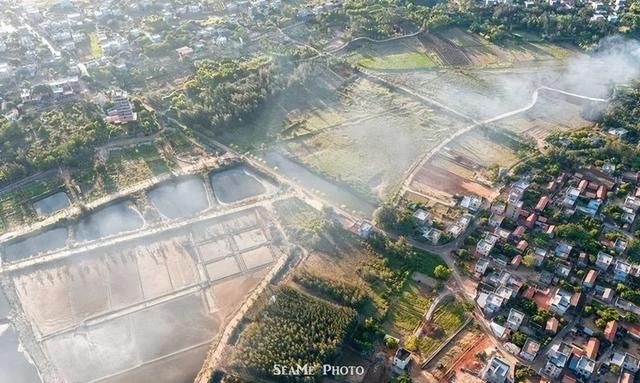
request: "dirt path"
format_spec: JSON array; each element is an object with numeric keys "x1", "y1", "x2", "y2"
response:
[
  {"x1": 400, "y1": 86, "x2": 610, "y2": 200},
  {"x1": 424, "y1": 289, "x2": 453, "y2": 321}
]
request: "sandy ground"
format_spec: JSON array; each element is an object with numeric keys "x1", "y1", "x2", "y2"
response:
[
  {"x1": 205, "y1": 257, "x2": 241, "y2": 281},
  {"x1": 13, "y1": 238, "x2": 198, "y2": 337},
  {"x1": 233, "y1": 228, "x2": 268, "y2": 251},
  {"x1": 198, "y1": 238, "x2": 234, "y2": 262},
  {"x1": 10, "y1": 205, "x2": 283, "y2": 383},
  {"x1": 241, "y1": 246, "x2": 274, "y2": 269},
  {"x1": 43, "y1": 293, "x2": 221, "y2": 383}
]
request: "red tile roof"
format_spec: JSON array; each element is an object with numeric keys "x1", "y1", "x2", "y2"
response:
[
  {"x1": 584, "y1": 270, "x2": 598, "y2": 285},
  {"x1": 620, "y1": 371, "x2": 634, "y2": 383},
  {"x1": 585, "y1": 337, "x2": 599, "y2": 360},
  {"x1": 517, "y1": 240, "x2": 528, "y2": 251},
  {"x1": 596, "y1": 185, "x2": 607, "y2": 200},
  {"x1": 570, "y1": 292, "x2": 582, "y2": 307},
  {"x1": 546, "y1": 317, "x2": 559, "y2": 333},
  {"x1": 536, "y1": 196, "x2": 550, "y2": 211},
  {"x1": 513, "y1": 226, "x2": 526, "y2": 238},
  {"x1": 525, "y1": 213, "x2": 538, "y2": 228},
  {"x1": 578, "y1": 179, "x2": 589, "y2": 191},
  {"x1": 522, "y1": 286, "x2": 535, "y2": 299}
]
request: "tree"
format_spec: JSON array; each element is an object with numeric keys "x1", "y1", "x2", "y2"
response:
[
  {"x1": 374, "y1": 205, "x2": 398, "y2": 230},
  {"x1": 393, "y1": 373, "x2": 413, "y2": 383},
  {"x1": 522, "y1": 254, "x2": 537, "y2": 268},
  {"x1": 434, "y1": 265, "x2": 452, "y2": 280},
  {"x1": 515, "y1": 365, "x2": 535, "y2": 383},
  {"x1": 385, "y1": 336, "x2": 398, "y2": 349},
  {"x1": 628, "y1": 239, "x2": 640, "y2": 262},
  {"x1": 404, "y1": 335, "x2": 418, "y2": 351},
  {"x1": 610, "y1": 364, "x2": 621, "y2": 375},
  {"x1": 510, "y1": 331, "x2": 528, "y2": 347}
]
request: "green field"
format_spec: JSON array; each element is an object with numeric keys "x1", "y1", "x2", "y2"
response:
[
  {"x1": 415, "y1": 299, "x2": 467, "y2": 356},
  {"x1": 384, "y1": 280, "x2": 432, "y2": 336},
  {"x1": 346, "y1": 39, "x2": 440, "y2": 70}
]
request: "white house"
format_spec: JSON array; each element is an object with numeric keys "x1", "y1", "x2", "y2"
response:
[
  {"x1": 393, "y1": 348, "x2": 411, "y2": 370},
  {"x1": 519, "y1": 338, "x2": 540, "y2": 362},
  {"x1": 596, "y1": 251, "x2": 614, "y2": 271},
  {"x1": 506, "y1": 309, "x2": 525, "y2": 330},
  {"x1": 549, "y1": 289, "x2": 572, "y2": 315},
  {"x1": 482, "y1": 356, "x2": 510, "y2": 383}
]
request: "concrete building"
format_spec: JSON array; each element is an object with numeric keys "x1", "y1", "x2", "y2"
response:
[
  {"x1": 106, "y1": 90, "x2": 137, "y2": 123},
  {"x1": 482, "y1": 356, "x2": 510, "y2": 383},
  {"x1": 544, "y1": 342, "x2": 572, "y2": 379}
]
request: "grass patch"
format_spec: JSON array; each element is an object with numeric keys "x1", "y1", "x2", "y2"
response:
[
  {"x1": 511, "y1": 30, "x2": 545, "y2": 43},
  {"x1": 104, "y1": 144, "x2": 172, "y2": 188},
  {"x1": 346, "y1": 40, "x2": 439, "y2": 70},
  {"x1": 384, "y1": 280, "x2": 431, "y2": 336}
]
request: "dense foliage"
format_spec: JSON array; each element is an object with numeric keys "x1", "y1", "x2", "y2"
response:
[
  {"x1": 373, "y1": 204, "x2": 417, "y2": 235},
  {"x1": 302, "y1": 0, "x2": 638, "y2": 46},
  {"x1": 294, "y1": 271, "x2": 368, "y2": 308},
  {"x1": 169, "y1": 56, "x2": 313, "y2": 135},
  {"x1": 601, "y1": 84, "x2": 640, "y2": 141},
  {"x1": 366, "y1": 233, "x2": 446, "y2": 278},
  {"x1": 238, "y1": 287, "x2": 355, "y2": 381},
  {"x1": 469, "y1": 3, "x2": 617, "y2": 45},
  {"x1": 0, "y1": 103, "x2": 120, "y2": 185}
]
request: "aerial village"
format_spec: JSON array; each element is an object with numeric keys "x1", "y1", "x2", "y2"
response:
[{"x1": 402, "y1": 160, "x2": 640, "y2": 383}]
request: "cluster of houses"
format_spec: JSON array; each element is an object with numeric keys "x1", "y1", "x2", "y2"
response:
[
  {"x1": 467, "y1": 162, "x2": 640, "y2": 382},
  {"x1": 0, "y1": 0, "x2": 244, "y2": 113},
  {"x1": 411, "y1": 194, "x2": 481, "y2": 245}
]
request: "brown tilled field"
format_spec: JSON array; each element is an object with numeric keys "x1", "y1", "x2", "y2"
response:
[
  {"x1": 419, "y1": 34, "x2": 472, "y2": 66},
  {"x1": 409, "y1": 153, "x2": 499, "y2": 203}
]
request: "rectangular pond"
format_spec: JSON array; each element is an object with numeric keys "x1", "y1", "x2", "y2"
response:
[{"x1": 33, "y1": 192, "x2": 71, "y2": 216}]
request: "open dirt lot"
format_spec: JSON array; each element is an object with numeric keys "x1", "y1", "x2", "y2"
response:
[
  {"x1": 407, "y1": 129, "x2": 521, "y2": 204},
  {"x1": 423, "y1": 327, "x2": 489, "y2": 383}
]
